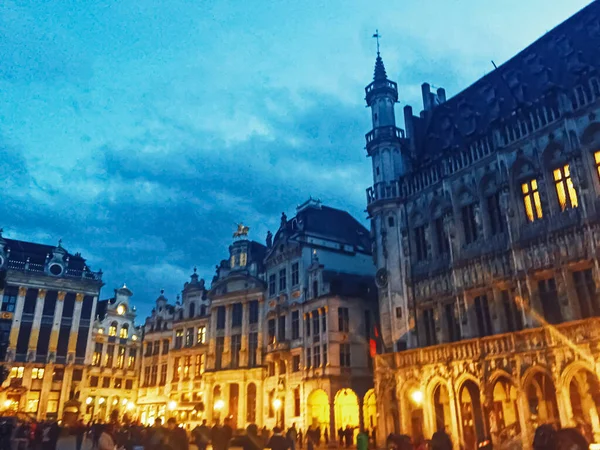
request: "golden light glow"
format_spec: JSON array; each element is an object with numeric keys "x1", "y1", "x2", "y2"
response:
[
  {"x1": 411, "y1": 390, "x2": 424, "y2": 405},
  {"x1": 553, "y1": 164, "x2": 578, "y2": 211},
  {"x1": 214, "y1": 399, "x2": 225, "y2": 411},
  {"x1": 98, "y1": 328, "x2": 104, "y2": 334},
  {"x1": 132, "y1": 335, "x2": 138, "y2": 341},
  {"x1": 168, "y1": 400, "x2": 177, "y2": 411},
  {"x1": 122, "y1": 398, "x2": 128, "y2": 405},
  {"x1": 273, "y1": 398, "x2": 282, "y2": 410},
  {"x1": 108, "y1": 324, "x2": 117, "y2": 337},
  {"x1": 117, "y1": 304, "x2": 126, "y2": 315},
  {"x1": 240, "y1": 252, "x2": 247, "y2": 267},
  {"x1": 595, "y1": 151, "x2": 600, "y2": 180},
  {"x1": 127, "y1": 402, "x2": 135, "y2": 411},
  {"x1": 3, "y1": 400, "x2": 11, "y2": 408},
  {"x1": 522, "y1": 179, "x2": 543, "y2": 222},
  {"x1": 113, "y1": 398, "x2": 119, "y2": 405},
  {"x1": 99, "y1": 397, "x2": 106, "y2": 405},
  {"x1": 86, "y1": 397, "x2": 93, "y2": 405}
]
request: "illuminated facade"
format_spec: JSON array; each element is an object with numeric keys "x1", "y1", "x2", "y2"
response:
[
  {"x1": 0, "y1": 233, "x2": 103, "y2": 420},
  {"x1": 136, "y1": 271, "x2": 210, "y2": 427},
  {"x1": 366, "y1": 2, "x2": 600, "y2": 449},
  {"x1": 82, "y1": 285, "x2": 142, "y2": 422}
]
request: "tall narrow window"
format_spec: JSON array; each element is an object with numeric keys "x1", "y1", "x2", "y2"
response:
[
  {"x1": 434, "y1": 217, "x2": 449, "y2": 255},
  {"x1": 183, "y1": 356, "x2": 191, "y2": 379},
  {"x1": 279, "y1": 269, "x2": 287, "y2": 291},
  {"x1": 248, "y1": 332, "x2": 258, "y2": 367},
  {"x1": 216, "y1": 307, "x2": 226, "y2": 330},
  {"x1": 195, "y1": 354, "x2": 205, "y2": 377},
  {"x1": 474, "y1": 295, "x2": 493, "y2": 337},
  {"x1": 108, "y1": 322, "x2": 117, "y2": 337},
  {"x1": 291, "y1": 311, "x2": 300, "y2": 340},
  {"x1": 128, "y1": 348, "x2": 136, "y2": 369},
  {"x1": 306, "y1": 348, "x2": 312, "y2": 369},
  {"x1": 249, "y1": 300, "x2": 259, "y2": 324},
  {"x1": 175, "y1": 330, "x2": 183, "y2": 349},
  {"x1": 215, "y1": 337, "x2": 225, "y2": 370},
  {"x1": 246, "y1": 384, "x2": 257, "y2": 423},
  {"x1": 538, "y1": 278, "x2": 563, "y2": 324},
  {"x1": 305, "y1": 314, "x2": 311, "y2": 337},
  {"x1": 487, "y1": 192, "x2": 504, "y2": 235},
  {"x1": 415, "y1": 225, "x2": 429, "y2": 260},
  {"x1": 185, "y1": 328, "x2": 194, "y2": 347},
  {"x1": 92, "y1": 343, "x2": 102, "y2": 366},
  {"x1": 278, "y1": 315, "x2": 286, "y2": 341},
  {"x1": 230, "y1": 334, "x2": 241, "y2": 368},
  {"x1": 462, "y1": 204, "x2": 479, "y2": 244},
  {"x1": 268, "y1": 319, "x2": 276, "y2": 344},
  {"x1": 232, "y1": 303, "x2": 243, "y2": 328},
  {"x1": 338, "y1": 307, "x2": 349, "y2": 332},
  {"x1": 522, "y1": 179, "x2": 543, "y2": 222},
  {"x1": 291, "y1": 263, "x2": 299, "y2": 286},
  {"x1": 501, "y1": 290, "x2": 523, "y2": 332},
  {"x1": 422, "y1": 308, "x2": 437, "y2": 346},
  {"x1": 573, "y1": 269, "x2": 599, "y2": 318},
  {"x1": 269, "y1": 275, "x2": 276, "y2": 296},
  {"x1": 240, "y1": 253, "x2": 247, "y2": 267},
  {"x1": 312, "y1": 311, "x2": 320, "y2": 337},
  {"x1": 116, "y1": 346, "x2": 126, "y2": 369},
  {"x1": 339, "y1": 344, "x2": 351, "y2": 367},
  {"x1": 294, "y1": 387, "x2": 301, "y2": 417},
  {"x1": 105, "y1": 345, "x2": 114, "y2": 367},
  {"x1": 197, "y1": 326, "x2": 206, "y2": 344},
  {"x1": 444, "y1": 303, "x2": 461, "y2": 342},
  {"x1": 160, "y1": 364, "x2": 167, "y2": 385},
  {"x1": 173, "y1": 357, "x2": 181, "y2": 381},
  {"x1": 553, "y1": 164, "x2": 578, "y2": 211},
  {"x1": 313, "y1": 345, "x2": 321, "y2": 367}
]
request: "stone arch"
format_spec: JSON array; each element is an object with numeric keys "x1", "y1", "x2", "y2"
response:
[
  {"x1": 479, "y1": 171, "x2": 499, "y2": 197},
  {"x1": 487, "y1": 372, "x2": 522, "y2": 446},
  {"x1": 541, "y1": 140, "x2": 568, "y2": 168},
  {"x1": 429, "y1": 194, "x2": 452, "y2": 219},
  {"x1": 561, "y1": 361, "x2": 600, "y2": 440},
  {"x1": 522, "y1": 366, "x2": 560, "y2": 428},
  {"x1": 454, "y1": 182, "x2": 478, "y2": 207},
  {"x1": 510, "y1": 152, "x2": 539, "y2": 183},
  {"x1": 307, "y1": 389, "x2": 329, "y2": 429},
  {"x1": 399, "y1": 380, "x2": 425, "y2": 441},
  {"x1": 363, "y1": 389, "x2": 377, "y2": 431},
  {"x1": 456, "y1": 377, "x2": 487, "y2": 450},
  {"x1": 426, "y1": 376, "x2": 453, "y2": 436},
  {"x1": 334, "y1": 389, "x2": 360, "y2": 432}
]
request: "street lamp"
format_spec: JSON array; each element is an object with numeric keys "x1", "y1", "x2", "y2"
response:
[
  {"x1": 410, "y1": 390, "x2": 424, "y2": 406},
  {"x1": 168, "y1": 400, "x2": 177, "y2": 411},
  {"x1": 214, "y1": 399, "x2": 225, "y2": 420},
  {"x1": 126, "y1": 402, "x2": 135, "y2": 411},
  {"x1": 273, "y1": 398, "x2": 282, "y2": 427}
]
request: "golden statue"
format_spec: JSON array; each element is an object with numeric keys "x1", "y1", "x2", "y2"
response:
[{"x1": 233, "y1": 223, "x2": 250, "y2": 238}]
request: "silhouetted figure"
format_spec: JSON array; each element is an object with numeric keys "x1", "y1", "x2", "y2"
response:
[{"x1": 430, "y1": 431, "x2": 452, "y2": 450}]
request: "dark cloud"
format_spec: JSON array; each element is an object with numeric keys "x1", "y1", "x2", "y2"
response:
[{"x1": 0, "y1": 90, "x2": 373, "y2": 318}]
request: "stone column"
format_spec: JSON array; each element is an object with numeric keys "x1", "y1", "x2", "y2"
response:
[
  {"x1": 257, "y1": 300, "x2": 264, "y2": 365},
  {"x1": 48, "y1": 292, "x2": 66, "y2": 354},
  {"x1": 27, "y1": 289, "x2": 46, "y2": 354},
  {"x1": 8, "y1": 286, "x2": 28, "y2": 354},
  {"x1": 322, "y1": 306, "x2": 329, "y2": 368},
  {"x1": 447, "y1": 382, "x2": 461, "y2": 450},
  {"x1": 241, "y1": 302, "x2": 249, "y2": 366},
  {"x1": 516, "y1": 386, "x2": 533, "y2": 450},
  {"x1": 67, "y1": 294, "x2": 84, "y2": 358},
  {"x1": 223, "y1": 305, "x2": 232, "y2": 368}
]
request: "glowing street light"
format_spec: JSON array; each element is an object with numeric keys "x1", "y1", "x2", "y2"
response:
[
  {"x1": 86, "y1": 397, "x2": 93, "y2": 405},
  {"x1": 3, "y1": 400, "x2": 11, "y2": 409},
  {"x1": 168, "y1": 400, "x2": 177, "y2": 411},
  {"x1": 126, "y1": 402, "x2": 135, "y2": 411},
  {"x1": 273, "y1": 398, "x2": 282, "y2": 411},
  {"x1": 410, "y1": 390, "x2": 424, "y2": 405},
  {"x1": 122, "y1": 399, "x2": 128, "y2": 406},
  {"x1": 99, "y1": 397, "x2": 106, "y2": 405},
  {"x1": 214, "y1": 399, "x2": 225, "y2": 411}
]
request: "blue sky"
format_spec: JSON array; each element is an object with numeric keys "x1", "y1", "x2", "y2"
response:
[{"x1": 0, "y1": 0, "x2": 592, "y2": 318}]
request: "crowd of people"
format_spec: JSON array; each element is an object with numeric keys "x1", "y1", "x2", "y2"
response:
[{"x1": 0, "y1": 415, "x2": 594, "y2": 450}]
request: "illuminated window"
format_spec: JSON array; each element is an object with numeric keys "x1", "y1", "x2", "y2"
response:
[
  {"x1": 31, "y1": 368, "x2": 44, "y2": 380},
  {"x1": 553, "y1": 164, "x2": 578, "y2": 211},
  {"x1": 128, "y1": 349, "x2": 136, "y2": 369},
  {"x1": 183, "y1": 356, "x2": 191, "y2": 379},
  {"x1": 93, "y1": 343, "x2": 102, "y2": 366},
  {"x1": 195, "y1": 354, "x2": 205, "y2": 377},
  {"x1": 108, "y1": 322, "x2": 117, "y2": 337},
  {"x1": 595, "y1": 151, "x2": 600, "y2": 181},
  {"x1": 230, "y1": 254, "x2": 237, "y2": 268},
  {"x1": 119, "y1": 324, "x2": 129, "y2": 339},
  {"x1": 240, "y1": 253, "x2": 247, "y2": 267},
  {"x1": 117, "y1": 346, "x2": 126, "y2": 369},
  {"x1": 197, "y1": 326, "x2": 206, "y2": 344},
  {"x1": 10, "y1": 367, "x2": 24, "y2": 379},
  {"x1": 521, "y1": 179, "x2": 543, "y2": 222}
]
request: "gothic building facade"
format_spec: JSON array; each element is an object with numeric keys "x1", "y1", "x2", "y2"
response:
[
  {"x1": 368, "y1": 2, "x2": 600, "y2": 449},
  {"x1": 0, "y1": 232, "x2": 103, "y2": 420}
]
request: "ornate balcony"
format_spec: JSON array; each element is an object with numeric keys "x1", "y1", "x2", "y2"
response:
[
  {"x1": 366, "y1": 180, "x2": 402, "y2": 205},
  {"x1": 365, "y1": 126, "x2": 405, "y2": 155}
]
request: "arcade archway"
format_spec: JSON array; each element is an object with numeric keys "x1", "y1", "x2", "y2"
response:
[
  {"x1": 334, "y1": 389, "x2": 359, "y2": 431},
  {"x1": 363, "y1": 389, "x2": 377, "y2": 431},
  {"x1": 525, "y1": 371, "x2": 559, "y2": 428},
  {"x1": 458, "y1": 379, "x2": 486, "y2": 450},
  {"x1": 307, "y1": 389, "x2": 330, "y2": 428}
]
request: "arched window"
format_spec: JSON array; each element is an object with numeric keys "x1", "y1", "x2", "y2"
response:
[
  {"x1": 108, "y1": 322, "x2": 117, "y2": 337},
  {"x1": 189, "y1": 302, "x2": 195, "y2": 318},
  {"x1": 279, "y1": 360, "x2": 286, "y2": 375},
  {"x1": 246, "y1": 383, "x2": 257, "y2": 423},
  {"x1": 119, "y1": 324, "x2": 129, "y2": 339},
  {"x1": 156, "y1": 318, "x2": 162, "y2": 330}
]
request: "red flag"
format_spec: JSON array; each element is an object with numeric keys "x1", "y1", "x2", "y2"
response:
[{"x1": 369, "y1": 338, "x2": 377, "y2": 358}]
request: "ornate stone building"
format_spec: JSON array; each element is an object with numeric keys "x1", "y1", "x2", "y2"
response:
[
  {"x1": 137, "y1": 201, "x2": 378, "y2": 435},
  {"x1": 367, "y1": 2, "x2": 600, "y2": 449},
  {"x1": 136, "y1": 271, "x2": 210, "y2": 427},
  {"x1": 82, "y1": 285, "x2": 142, "y2": 422},
  {"x1": 0, "y1": 232, "x2": 103, "y2": 420}
]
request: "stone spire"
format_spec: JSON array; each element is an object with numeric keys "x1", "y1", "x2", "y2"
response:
[{"x1": 373, "y1": 54, "x2": 388, "y2": 81}]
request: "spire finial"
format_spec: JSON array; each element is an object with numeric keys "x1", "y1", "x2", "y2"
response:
[{"x1": 372, "y1": 29, "x2": 381, "y2": 56}]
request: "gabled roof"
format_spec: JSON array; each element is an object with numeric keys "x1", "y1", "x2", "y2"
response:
[
  {"x1": 272, "y1": 204, "x2": 370, "y2": 253},
  {"x1": 415, "y1": 0, "x2": 600, "y2": 158},
  {"x1": 3, "y1": 238, "x2": 87, "y2": 270}
]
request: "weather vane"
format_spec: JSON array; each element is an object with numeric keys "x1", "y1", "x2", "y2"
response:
[{"x1": 372, "y1": 29, "x2": 381, "y2": 55}]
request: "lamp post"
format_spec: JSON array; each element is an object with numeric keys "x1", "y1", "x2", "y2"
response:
[
  {"x1": 273, "y1": 398, "x2": 282, "y2": 428},
  {"x1": 214, "y1": 399, "x2": 225, "y2": 421}
]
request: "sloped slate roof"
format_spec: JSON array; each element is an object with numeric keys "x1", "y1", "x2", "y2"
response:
[
  {"x1": 416, "y1": 0, "x2": 600, "y2": 157},
  {"x1": 3, "y1": 238, "x2": 87, "y2": 270}
]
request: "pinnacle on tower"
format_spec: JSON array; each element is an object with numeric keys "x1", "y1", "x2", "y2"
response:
[{"x1": 373, "y1": 55, "x2": 387, "y2": 81}]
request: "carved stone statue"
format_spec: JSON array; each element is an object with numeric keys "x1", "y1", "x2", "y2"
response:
[
  {"x1": 266, "y1": 231, "x2": 273, "y2": 248},
  {"x1": 280, "y1": 212, "x2": 287, "y2": 229},
  {"x1": 233, "y1": 223, "x2": 250, "y2": 238}
]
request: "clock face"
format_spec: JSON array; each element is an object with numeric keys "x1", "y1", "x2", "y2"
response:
[
  {"x1": 117, "y1": 304, "x2": 126, "y2": 315},
  {"x1": 375, "y1": 268, "x2": 388, "y2": 288}
]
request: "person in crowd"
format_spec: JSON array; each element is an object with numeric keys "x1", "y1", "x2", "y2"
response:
[
  {"x1": 148, "y1": 418, "x2": 168, "y2": 450},
  {"x1": 267, "y1": 427, "x2": 291, "y2": 450},
  {"x1": 222, "y1": 418, "x2": 233, "y2": 448},
  {"x1": 212, "y1": 420, "x2": 228, "y2": 450},
  {"x1": 297, "y1": 430, "x2": 303, "y2": 450},
  {"x1": 166, "y1": 418, "x2": 188, "y2": 450},
  {"x1": 429, "y1": 431, "x2": 451, "y2": 450},
  {"x1": 323, "y1": 428, "x2": 328, "y2": 446},
  {"x1": 286, "y1": 424, "x2": 297, "y2": 450},
  {"x1": 193, "y1": 419, "x2": 211, "y2": 450},
  {"x1": 385, "y1": 434, "x2": 413, "y2": 450},
  {"x1": 356, "y1": 429, "x2": 368, "y2": 450},
  {"x1": 343, "y1": 426, "x2": 353, "y2": 448},
  {"x1": 261, "y1": 427, "x2": 270, "y2": 446},
  {"x1": 337, "y1": 428, "x2": 344, "y2": 447},
  {"x1": 230, "y1": 424, "x2": 264, "y2": 450}
]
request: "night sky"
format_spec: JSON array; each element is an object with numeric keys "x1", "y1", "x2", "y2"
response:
[{"x1": 0, "y1": 0, "x2": 591, "y2": 319}]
